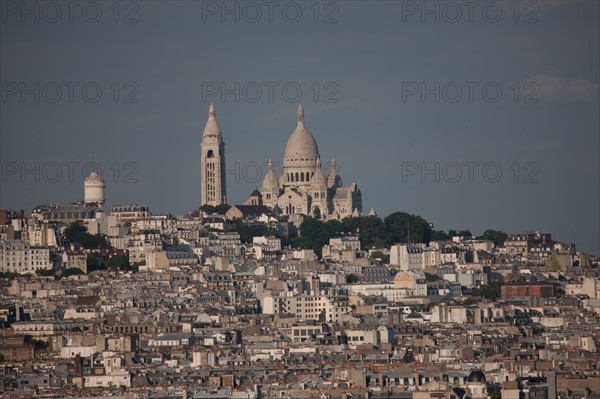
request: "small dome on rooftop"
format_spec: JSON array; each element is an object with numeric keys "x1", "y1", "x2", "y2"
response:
[{"x1": 468, "y1": 370, "x2": 486, "y2": 383}]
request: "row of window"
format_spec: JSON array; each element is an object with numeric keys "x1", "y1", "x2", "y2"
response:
[
  {"x1": 287, "y1": 171, "x2": 314, "y2": 183},
  {"x1": 2, "y1": 261, "x2": 48, "y2": 266},
  {"x1": 350, "y1": 336, "x2": 366, "y2": 341},
  {"x1": 47, "y1": 212, "x2": 91, "y2": 219},
  {"x1": 4, "y1": 249, "x2": 46, "y2": 254}
]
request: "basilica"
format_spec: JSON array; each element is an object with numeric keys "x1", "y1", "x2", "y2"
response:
[
  {"x1": 250, "y1": 105, "x2": 362, "y2": 220},
  {"x1": 200, "y1": 104, "x2": 362, "y2": 220}
]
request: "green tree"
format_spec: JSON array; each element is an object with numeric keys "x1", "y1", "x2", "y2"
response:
[
  {"x1": 296, "y1": 218, "x2": 337, "y2": 257},
  {"x1": 61, "y1": 268, "x2": 85, "y2": 278},
  {"x1": 229, "y1": 222, "x2": 271, "y2": 244},
  {"x1": 489, "y1": 390, "x2": 501, "y2": 399},
  {"x1": 549, "y1": 255, "x2": 565, "y2": 272},
  {"x1": 86, "y1": 254, "x2": 106, "y2": 272},
  {"x1": 370, "y1": 251, "x2": 389, "y2": 263},
  {"x1": 0, "y1": 271, "x2": 20, "y2": 280},
  {"x1": 340, "y1": 216, "x2": 387, "y2": 248},
  {"x1": 384, "y1": 212, "x2": 432, "y2": 245},
  {"x1": 313, "y1": 207, "x2": 321, "y2": 220},
  {"x1": 424, "y1": 272, "x2": 441, "y2": 282},
  {"x1": 346, "y1": 274, "x2": 360, "y2": 284},
  {"x1": 35, "y1": 269, "x2": 55, "y2": 277},
  {"x1": 105, "y1": 255, "x2": 132, "y2": 271},
  {"x1": 32, "y1": 339, "x2": 48, "y2": 351},
  {"x1": 65, "y1": 222, "x2": 109, "y2": 249},
  {"x1": 431, "y1": 230, "x2": 450, "y2": 241},
  {"x1": 479, "y1": 229, "x2": 508, "y2": 246},
  {"x1": 200, "y1": 204, "x2": 231, "y2": 214},
  {"x1": 473, "y1": 281, "x2": 502, "y2": 300}
]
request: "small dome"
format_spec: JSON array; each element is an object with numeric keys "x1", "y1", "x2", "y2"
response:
[
  {"x1": 311, "y1": 159, "x2": 327, "y2": 188},
  {"x1": 85, "y1": 172, "x2": 104, "y2": 183},
  {"x1": 327, "y1": 158, "x2": 342, "y2": 188},
  {"x1": 262, "y1": 160, "x2": 279, "y2": 190},
  {"x1": 468, "y1": 370, "x2": 486, "y2": 383}
]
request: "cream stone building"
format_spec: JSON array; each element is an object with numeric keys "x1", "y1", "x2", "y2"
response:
[
  {"x1": 200, "y1": 104, "x2": 227, "y2": 206},
  {"x1": 84, "y1": 172, "x2": 105, "y2": 208},
  {"x1": 252, "y1": 105, "x2": 362, "y2": 220}
]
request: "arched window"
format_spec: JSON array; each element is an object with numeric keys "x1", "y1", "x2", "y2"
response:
[
  {"x1": 295, "y1": 172, "x2": 299, "y2": 181},
  {"x1": 300, "y1": 173, "x2": 305, "y2": 182},
  {"x1": 207, "y1": 150, "x2": 214, "y2": 158}
]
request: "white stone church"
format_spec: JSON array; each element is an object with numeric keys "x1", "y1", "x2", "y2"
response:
[
  {"x1": 253, "y1": 104, "x2": 362, "y2": 220},
  {"x1": 201, "y1": 104, "x2": 362, "y2": 220}
]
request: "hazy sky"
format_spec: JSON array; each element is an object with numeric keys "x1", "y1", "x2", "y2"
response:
[{"x1": 1, "y1": 1, "x2": 598, "y2": 254}]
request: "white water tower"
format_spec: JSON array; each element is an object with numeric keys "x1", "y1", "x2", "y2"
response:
[{"x1": 84, "y1": 172, "x2": 105, "y2": 208}]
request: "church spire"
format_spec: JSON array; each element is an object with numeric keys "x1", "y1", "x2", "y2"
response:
[
  {"x1": 327, "y1": 157, "x2": 342, "y2": 189},
  {"x1": 201, "y1": 103, "x2": 226, "y2": 206},
  {"x1": 268, "y1": 158, "x2": 274, "y2": 172},
  {"x1": 313, "y1": 157, "x2": 327, "y2": 188},
  {"x1": 261, "y1": 157, "x2": 279, "y2": 206},
  {"x1": 204, "y1": 103, "x2": 221, "y2": 136},
  {"x1": 298, "y1": 104, "x2": 304, "y2": 124}
]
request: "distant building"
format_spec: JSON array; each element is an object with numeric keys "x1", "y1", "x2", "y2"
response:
[
  {"x1": 249, "y1": 105, "x2": 362, "y2": 220},
  {"x1": 111, "y1": 204, "x2": 151, "y2": 221},
  {"x1": 0, "y1": 210, "x2": 24, "y2": 225},
  {"x1": 83, "y1": 172, "x2": 105, "y2": 208},
  {"x1": 39, "y1": 204, "x2": 101, "y2": 224},
  {"x1": 0, "y1": 240, "x2": 53, "y2": 275},
  {"x1": 200, "y1": 104, "x2": 227, "y2": 206},
  {"x1": 62, "y1": 251, "x2": 87, "y2": 273},
  {"x1": 501, "y1": 282, "x2": 556, "y2": 300},
  {"x1": 225, "y1": 204, "x2": 275, "y2": 221},
  {"x1": 252, "y1": 236, "x2": 282, "y2": 260},
  {"x1": 390, "y1": 244, "x2": 440, "y2": 271}
]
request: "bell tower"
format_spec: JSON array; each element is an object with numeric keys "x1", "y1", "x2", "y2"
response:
[{"x1": 201, "y1": 103, "x2": 227, "y2": 206}]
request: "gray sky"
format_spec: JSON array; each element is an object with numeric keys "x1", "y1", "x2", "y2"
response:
[{"x1": 1, "y1": 1, "x2": 598, "y2": 255}]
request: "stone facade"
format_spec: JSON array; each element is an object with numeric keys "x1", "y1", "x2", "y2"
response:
[
  {"x1": 200, "y1": 104, "x2": 227, "y2": 206},
  {"x1": 254, "y1": 105, "x2": 362, "y2": 220}
]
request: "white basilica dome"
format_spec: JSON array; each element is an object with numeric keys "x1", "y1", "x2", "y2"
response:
[{"x1": 284, "y1": 105, "x2": 319, "y2": 159}]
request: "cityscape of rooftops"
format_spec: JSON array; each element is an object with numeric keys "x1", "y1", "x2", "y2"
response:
[{"x1": 0, "y1": 1, "x2": 599, "y2": 399}]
